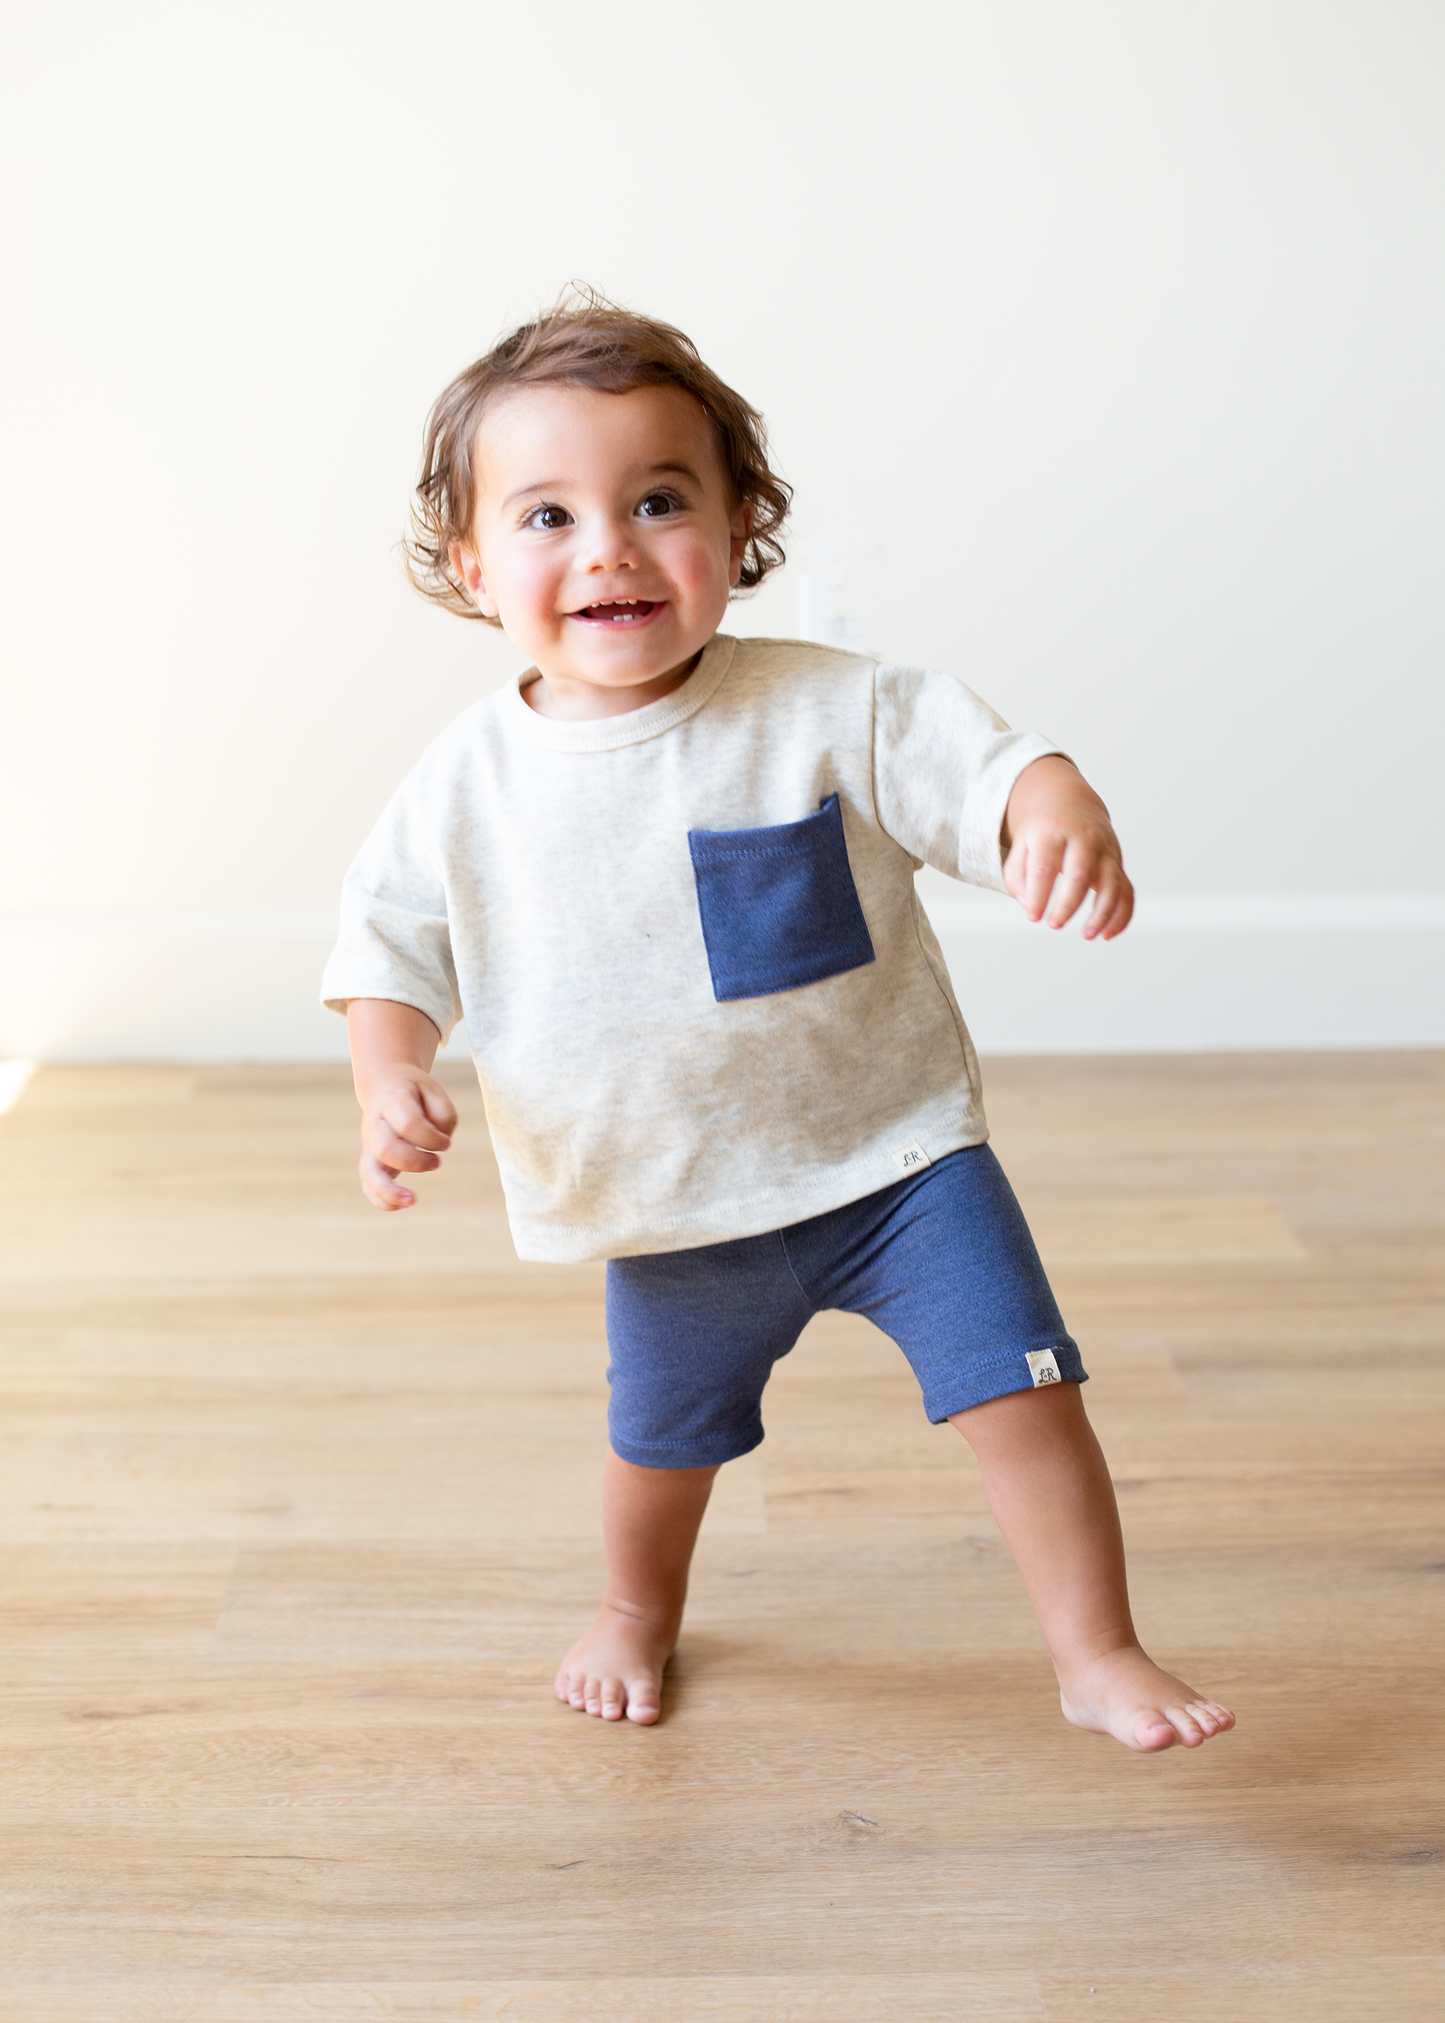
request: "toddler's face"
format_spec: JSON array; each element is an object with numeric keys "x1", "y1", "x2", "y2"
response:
[{"x1": 453, "y1": 383, "x2": 751, "y2": 715}]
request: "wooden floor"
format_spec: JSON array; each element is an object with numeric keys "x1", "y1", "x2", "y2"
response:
[{"x1": 0, "y1": 1054, "x2": 1441, "y2": 2020}]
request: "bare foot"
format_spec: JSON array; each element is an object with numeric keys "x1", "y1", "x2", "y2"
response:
[
  {"x1": 1059, "y1": 1644, "x2": 1236, "y2": 1751},
  {"x1": 553, "y1": 1602, "x2": 675, "y2": 1725}
]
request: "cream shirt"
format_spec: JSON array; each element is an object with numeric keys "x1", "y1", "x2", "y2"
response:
[{"x1": 322, "y1": 635, "x2": 1057, "y2": 1261}]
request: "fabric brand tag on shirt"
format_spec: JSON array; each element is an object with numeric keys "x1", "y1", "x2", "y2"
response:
[
  {"x1": 890, "y1": 1140, "x2": 932, "y2": 1174},
  {"x1": 1026, "y1": 1349, "x2": 1062, "y2": 1387}
]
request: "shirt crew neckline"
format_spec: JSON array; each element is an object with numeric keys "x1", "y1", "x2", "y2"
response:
[{"x1": 496, "y1": 632, "x2": 738, "y2": 752}]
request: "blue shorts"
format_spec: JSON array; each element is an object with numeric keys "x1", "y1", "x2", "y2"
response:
[{"x1": 605, "y1": 1144, "x2": 1084, "y2": 1469}]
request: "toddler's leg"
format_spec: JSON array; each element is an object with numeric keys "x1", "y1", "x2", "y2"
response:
[
  {"x1": 554, "y1": 1449, "x2": 718, "y2": 1725},
  {"x1": 952, "y1": 1383, "x2": 1235, "y2": 1750}
]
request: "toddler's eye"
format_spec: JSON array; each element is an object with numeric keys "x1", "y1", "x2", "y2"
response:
[
  {"x1": 526, "y1": 504, "x2": 571, "y2": 531},
  {"x1": 637, "y1": 492, "x2": 680, "y2": 518}
]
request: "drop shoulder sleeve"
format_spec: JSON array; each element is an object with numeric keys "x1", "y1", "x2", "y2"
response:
[
  {"x1": 871, "y1": 662, "x2": 1062, "y2": 890},
  {"x1": 319, "y1": 771, "x2": 463, "y2": 1044}
]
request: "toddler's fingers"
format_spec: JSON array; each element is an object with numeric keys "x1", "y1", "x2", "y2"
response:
[
  {"x1": 368, "y1": 1120, "x2": 445, "y2": 1174},
  {"x1": 1044, "y1": 843, "x2": 1096, "y2": 930},
  {"x1": 358, "y1": 1149, "x2": 416, "y2": 1210},
  {"x1": 419, "y1": 1082, "x2": 460, "y2": 1136},
  {"x1": 1017, "y1": 837, "x2": 1066, "y2": 922},
  {"x1": 1099, "y1": 891, "x2": 1135, "y2": 941},
  {"x1": 382, "y1": 1100, "x2": 452, "y2": 1152},
  {"x1": 1090, "y1": 894, "x2": 1133, "y2": 942},
  {"x1": 1082, "y1": 867, "x2": 1134, "y2": 941}
]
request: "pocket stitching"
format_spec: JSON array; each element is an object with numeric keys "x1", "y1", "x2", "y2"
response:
[{"x1": 688, "y1": 793, "x2": 875, "y2": 1003}]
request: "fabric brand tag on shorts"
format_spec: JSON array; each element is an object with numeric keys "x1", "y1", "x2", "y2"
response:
[
  {"x1": 1026, "y1": 1349, "x2": 1062, "y2": 1387},
  {"x1": 890, "y1": 1140, "x2": 932, "y2": 1174}
]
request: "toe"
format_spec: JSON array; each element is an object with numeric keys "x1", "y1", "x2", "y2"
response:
[
  {"x1": 583, "y1": 1673, "x2": 605, "y2": 1716},
  {"x1": 1164, "y1": 1702, "x2": 1206, "y2": 1746},
  {"x1": 1132, "y1": 1709, "x2": 1178, "y2": 1751},
  {"x1": 1187, "y1": 1698, "x2": 1236, "y2": 1736},
  {"x1": 600, "y1": 1677, "x2": 625, "y2": 1721},
  {"x1": 625, "y1": 1677, "x2": 661, "y2": 1725}
]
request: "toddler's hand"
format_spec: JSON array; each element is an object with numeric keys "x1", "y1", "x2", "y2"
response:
[
  {"x1": 358, "y1": 1071, "x2": 459, "y2": 1211},
  {"x1": 1001, "y1": 755, "x2": 1134, "y2": 941}
]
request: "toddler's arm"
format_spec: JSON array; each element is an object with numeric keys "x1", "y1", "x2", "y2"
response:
[
  {"x1": 1001, "y1": 756, "x2": 1134, "y2": 941},
  {"x1": 347, "y1": 998, "x2": 459, "y2": 1211}
]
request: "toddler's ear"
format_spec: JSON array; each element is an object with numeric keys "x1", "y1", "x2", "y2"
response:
[
  {"x1": 449, "y1": 540, "x2": 497, "y2": 616},
  {"x1": 727, "y1": 501, "x2": 754, "y2": 586}
]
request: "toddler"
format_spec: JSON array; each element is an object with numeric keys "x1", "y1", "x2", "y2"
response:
[{"x1": 323, "y1": 293, "x2": 1234, "y2": 1750}]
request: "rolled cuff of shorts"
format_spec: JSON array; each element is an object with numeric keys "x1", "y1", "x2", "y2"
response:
[
  {"x1": 607, "y1": 1420, "x2": 766, "y2": 1470},
  {"x1": 922, "y1": 1339, "x2": 1087, "y2": 1422}
]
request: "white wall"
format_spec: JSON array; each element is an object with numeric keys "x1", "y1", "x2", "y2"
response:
[{"x1": 2, "y1": 0, "x2": 1441, "y2": 1059}]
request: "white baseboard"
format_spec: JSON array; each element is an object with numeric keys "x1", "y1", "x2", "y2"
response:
[
  {"x1": 0, "y1": 909, "x2": 361, "y2": 1064},
  {"x1": 1, "y1": 889, "x2": 1441, "y2": 1062},
  {"x1": 920, "y1": 874, "x2": 1445, "y2": 1053}
]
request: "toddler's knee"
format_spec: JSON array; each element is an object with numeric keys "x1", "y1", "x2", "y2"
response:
[{"x1": 948, "y1": 1376, "x2": 1085, "y2": 1450}]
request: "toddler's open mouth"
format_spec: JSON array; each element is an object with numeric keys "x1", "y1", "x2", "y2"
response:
[{"x1": 569, "y1": 598, "x2": 661, "y2": 627}]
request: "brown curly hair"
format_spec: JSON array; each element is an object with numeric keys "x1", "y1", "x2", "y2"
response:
[{"x1": 404, "y1": 287, "x2": 792, "y2": 623}]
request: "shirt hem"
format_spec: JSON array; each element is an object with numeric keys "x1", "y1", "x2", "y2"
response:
[{"x1": 504, "y1": 1117, "x2": 991, "y2": 1262}]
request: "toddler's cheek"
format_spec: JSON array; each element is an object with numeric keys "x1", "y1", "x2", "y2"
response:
[
  {"x1": 665, "y1": 534, "x2": 736, "y2": 612},
  {"x1": 492, "y1": 557, "x2": 567, "y2": 641}
]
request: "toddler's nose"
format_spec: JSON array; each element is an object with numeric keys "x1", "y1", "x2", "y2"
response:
[{"x1": 577, "y1": 512, "x2": 643, "y2": 576}]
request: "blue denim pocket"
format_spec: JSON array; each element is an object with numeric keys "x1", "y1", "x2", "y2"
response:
[{"x1": 687, "y1": 793, "x2": 876, "y2": 1002}]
